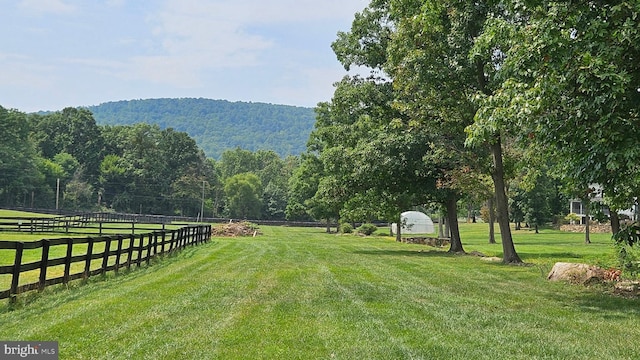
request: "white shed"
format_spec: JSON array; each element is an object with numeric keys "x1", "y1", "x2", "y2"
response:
[{"x1": 391, "y1": 211, "x2": 435, "y2": 235}]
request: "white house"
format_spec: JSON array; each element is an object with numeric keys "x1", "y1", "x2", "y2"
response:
[{"x1": 569, "y1": 184, "x2": 637, "y2": 224}]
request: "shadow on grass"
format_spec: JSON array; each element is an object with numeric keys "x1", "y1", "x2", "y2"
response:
[
  {"x1": 549, "y1": 288, "x2": 640, "y2": 319},
  {"x1": 352, "y1": 249, "x2": 457, "y2": 258},
  {"x1": 518, "y1": 252, "x2": 584, "y2": 260}
]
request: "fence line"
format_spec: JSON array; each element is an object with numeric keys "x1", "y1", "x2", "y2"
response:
[
  {"x1": 0, "y1": 207, "x2": 348, "y2": 232},
  {"x1": 0, "y1": 224, "x2": 211, "y2": 303}
]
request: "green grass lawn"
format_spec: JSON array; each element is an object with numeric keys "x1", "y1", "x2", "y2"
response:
[{"x1": 1, "y1": 224, "x2": 638, "y2": 359}]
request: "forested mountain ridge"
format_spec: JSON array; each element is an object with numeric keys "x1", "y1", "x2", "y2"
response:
[{"x1": 88, "y1": 98, "x2": 316, "y2": 159}]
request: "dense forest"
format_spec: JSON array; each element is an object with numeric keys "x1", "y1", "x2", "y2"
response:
[
  {"x1": 0, "y1": 105, "x2": 300, "y2": 220},
  {"x1": 87, "y1": 98, "x2": 316, "y2": 159}
]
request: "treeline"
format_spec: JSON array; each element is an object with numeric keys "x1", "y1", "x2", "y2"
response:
[
  {"x1": 284, "y1": 0, "x2": 640, "y2": 264},
  {"x1": 0, "y1": 106, "x2": 298, "y2": 220},
  {"x1": 87, "y1": 98, "x2": 316, "y2": 159}
]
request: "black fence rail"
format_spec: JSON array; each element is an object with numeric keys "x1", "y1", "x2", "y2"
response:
[
  {"x1": 0, "y1": 208, "x2": 346, "y2": 233},
  {"x1": 0, "y1": 214, "x2": 178, "y2": 235},
  {"x1": 0, "y1": 224, "x2": 211, "y2": 303}
]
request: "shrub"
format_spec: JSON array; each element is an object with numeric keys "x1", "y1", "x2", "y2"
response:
[
  {"x1": 357, "y1": 223, "x2": 378, "y2": 236},
  {"x1": 340, "y1": 223, "x2": 353, "y2": 234},
  {"x1": 613, "y1": 222, "x2": 640, "y2": 278},
  {"x1": 565, "y1": 213, "x2": 581, "y2": 224}
]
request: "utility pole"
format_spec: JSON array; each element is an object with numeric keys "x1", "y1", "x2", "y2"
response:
[
  {"x1": 200, "y1": 180, "x2": 205, "y2": 223},
  {"x1": 55, "y1": 178, "x2": 60, "y2": 210}
]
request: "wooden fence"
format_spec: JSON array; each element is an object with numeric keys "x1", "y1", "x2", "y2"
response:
[
  {"x1": 0, "y1": 224, "x2": 211, "y2": 303},
  {"x1": 0, "y1": 213, "x2": 174, "y2": 235}
]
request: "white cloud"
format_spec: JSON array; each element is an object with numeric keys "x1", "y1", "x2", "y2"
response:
[
  {"x1": 18, "y1": 0, "x2": 77, "y2": 15},
  {"x1": 105, "y1": 0, "x2": 125, "y2": 7},
  {"x1": 1, "y1": 0, "x2": 370, "y2": 111},
  {"x1": 0, "y1": 53, "x2": 55, "y2": 88}
]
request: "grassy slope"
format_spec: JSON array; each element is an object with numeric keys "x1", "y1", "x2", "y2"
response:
[{"x1": 0, "y1": 224, "x2": 638, "y2": 359}]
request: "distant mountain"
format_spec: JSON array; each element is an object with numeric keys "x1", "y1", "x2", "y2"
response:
[{"x1": 88, "y1": 98, "x2": 316, "y2": 159}]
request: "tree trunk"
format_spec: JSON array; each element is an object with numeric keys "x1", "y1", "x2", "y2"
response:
[
  {"x1": 584, "y1": 201, "x2": 591, "y2": 244},
  {"x1": 446, "y1": 193, "x2": 464, "y2": 253},
  {"x1": 326, "y1": 219, "x2": 331, "y2": 233},
  {"x1": 395, "y1": 213, "x2": 402, "y2": 242},
  {"x1": 490, "y1": 138, "x2": 522, "y2": 264},
  {"x1": 488, "y1": 197, "x2": 496, "y2": 244},
  {"x1": 438, "y1": 215, "x2": 445, "y2": 238},
  {"x1": 611, "y1": 211, "x2": 620, "y2": 235},
  {"x1": 444, "y1": 216, "x2": 451, "y2": 238}
]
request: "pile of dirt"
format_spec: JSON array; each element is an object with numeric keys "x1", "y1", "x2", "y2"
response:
[
  {"x1": 559, "y1": 224, "x2": 611, "y2": 233},
  {"x1": 402, "y1": 237, "x2": 450, "y2": 248},
  {"x1": 212, "y1": 221, "x2": 261, "y2": 237}
]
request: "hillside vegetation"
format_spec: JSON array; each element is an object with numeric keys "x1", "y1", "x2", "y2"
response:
[{"x1": 88, "y1": 98, "x2": 316, "y2": 159}]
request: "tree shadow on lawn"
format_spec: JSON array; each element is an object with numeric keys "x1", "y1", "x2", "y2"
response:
[
  {"x1": 352, "y1": 249, "x2": 458, "y2": 258},
  {"x1": 548, "y1": 287, "x2": 640, "y2": 319},
  {"x1": 517, "y1": 252, "x2": 584, "y2": 260}
]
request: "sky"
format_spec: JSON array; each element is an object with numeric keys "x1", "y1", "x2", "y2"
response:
[{"x1": 0, "y1": 0, "x2": 368, "y2": 112}]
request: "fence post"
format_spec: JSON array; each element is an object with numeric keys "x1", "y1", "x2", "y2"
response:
[
  {"x1": 127, "y1": 235, "x2": 135, "y2": 270},
  {"x1": 39, "y1": 240, "x2": 51, "y2": 291},
  {"x1": 115, "y1": 235, "x2": 124, "y2": 273},
  {"x1": 63, "y1": 238, "x2": 73, "y2": 284},
  {"x1": 145, "y1": 233, "x2": 153, "y2": 265},
  {"x1": 10, "y1": 242, "x2": 25, "y2": 304},
  {"x1": 168, "y1": 231, "x2": 176, "y2": 252},
  {"x1": 101, "y1": 237, "x2": 112, "y2": 275},
  {"x1": 160, "y1": 231, "x2": 166, "y2": 255},
  {"x1": 136, "y1": 234, "x2": 144, "y2": 267},
  {"x1": 153, "y1": 232, "x2": 159, "y2": 257},
  {"x1": 84, "y1": 237, "x2": 94, "y2": 279}
]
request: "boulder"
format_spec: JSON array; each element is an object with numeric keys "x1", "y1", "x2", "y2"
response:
[{"x1": 547, "y1": 262, "x2": 606, "y2": 285}]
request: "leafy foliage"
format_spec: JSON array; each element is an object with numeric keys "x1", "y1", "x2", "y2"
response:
[
  {"x1": 357, "y1": 223, "x2": 378, "y2": 236},
  {"x1": 87, "y1": 98, "x2": 315, "y2": 159}
]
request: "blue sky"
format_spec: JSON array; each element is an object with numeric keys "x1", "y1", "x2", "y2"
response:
[{"x1": 0, "y1": 0, "x2": 368, "y2": 112}]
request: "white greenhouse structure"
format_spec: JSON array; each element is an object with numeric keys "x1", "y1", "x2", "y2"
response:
[{"x1": 391, "y1": 211, "x2": 435, "y2": 235}]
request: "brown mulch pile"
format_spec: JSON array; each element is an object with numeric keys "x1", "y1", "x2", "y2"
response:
[
  {"x1": 402, "y1": 237, "x2": 450, "y2": 248},
  {"x1": 212, "y1": 221, "x2": 261, "y2": 237},
  {"x1": 559, "y1": 224, "x2": 611, "y2": 233}
]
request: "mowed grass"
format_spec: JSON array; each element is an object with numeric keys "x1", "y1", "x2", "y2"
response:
[{"x1": 1, "y1": 224, "x2": 639, "y2": 359}]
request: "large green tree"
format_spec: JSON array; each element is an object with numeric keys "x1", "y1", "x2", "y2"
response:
[
  {"x1": 330, "y1": 0, "x2": 487, "y2": 251},
  {"x1": 346, "y1": 0, "x2": 498, "y2": 253},
  {"x1": 224, "y1": 173, "x2": 263, "y2": 219},
  {"x1": 383, "y1": 0, "x2": 524, "y2": 262},
  {"x1": 477, "y1": 1, "x2": 640, "y2": 237},
  {"x1": 0, "y1": 106, "x2": 40, "y2": 206},
  {"x1": 31, "y1": 108, "x2": 104, "y2": 180},
  {"x1": 286, "y1": 154, "x2": 324, "y2": 221}
]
